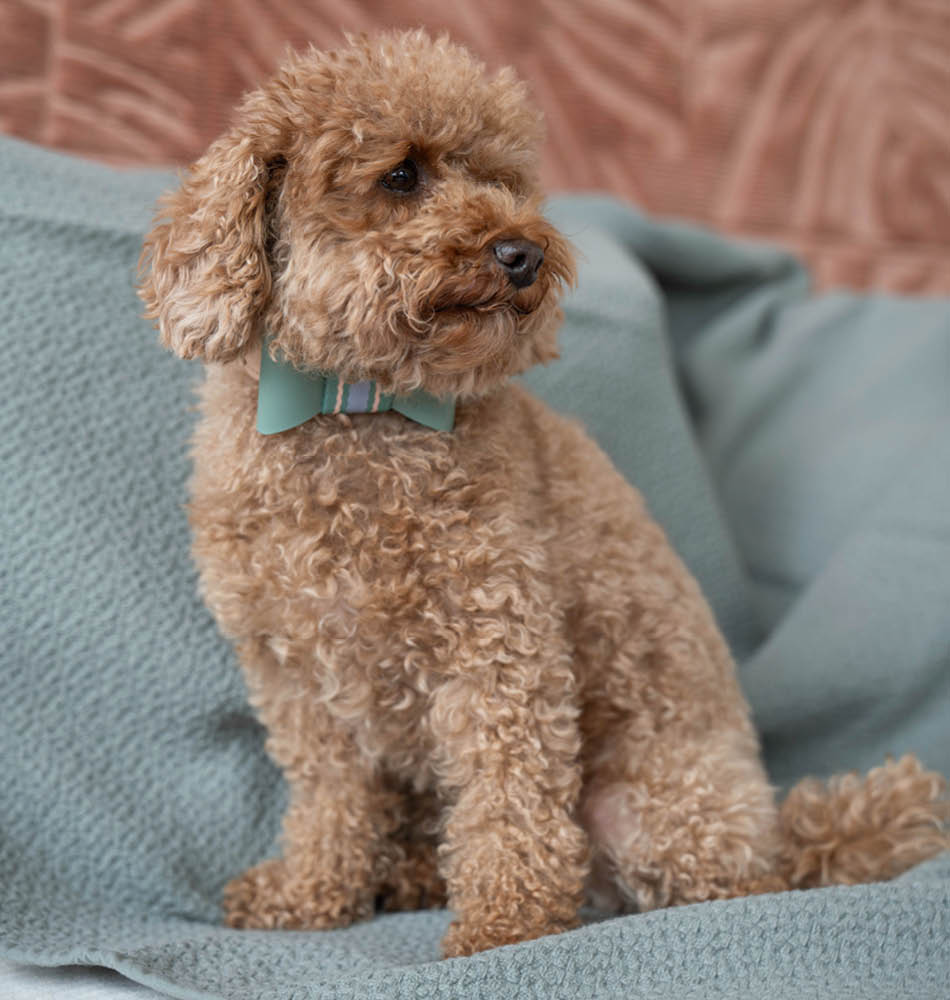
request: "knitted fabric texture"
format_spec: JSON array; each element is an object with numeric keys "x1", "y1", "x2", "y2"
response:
[{"x1": 1, "y1": 136, "x2": 948, "y2": 1000}]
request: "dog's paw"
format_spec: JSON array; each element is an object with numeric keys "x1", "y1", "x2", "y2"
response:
[
  {"x1": 223, "y1": 858, "x2": 374, "y2": 930},
  {"x1": 440, "y1": 915, "x2": 578, "y2": 957}
]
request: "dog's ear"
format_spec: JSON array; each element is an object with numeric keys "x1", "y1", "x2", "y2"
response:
[{"x1": 139, "y1": 97, "x2": 287, "y2": 363}]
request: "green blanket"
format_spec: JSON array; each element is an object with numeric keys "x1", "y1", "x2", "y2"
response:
[{"x1": 1, "y1": 136, "x2": 947, "y2": 1000}]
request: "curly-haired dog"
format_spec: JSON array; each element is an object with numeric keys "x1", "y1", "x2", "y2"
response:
[{"x1": 140, "y1": 31, "x2": 948, "y2": 957}]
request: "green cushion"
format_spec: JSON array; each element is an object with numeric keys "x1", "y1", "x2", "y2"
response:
[{"x1": 1, "y1": 136, "x2": 947, "y2": 1000}]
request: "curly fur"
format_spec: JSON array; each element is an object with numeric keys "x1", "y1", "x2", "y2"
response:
[{"x1": 139, "y1": 30, "x2": 949, "y2": 958}]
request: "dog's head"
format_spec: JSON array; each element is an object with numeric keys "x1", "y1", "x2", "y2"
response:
[{"x1": 139, "y1": 30, "x2": 574, "y2": 399}]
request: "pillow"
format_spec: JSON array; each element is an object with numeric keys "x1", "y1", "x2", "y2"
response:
[{"x1": 1, "y1": 136, "x2": 946, "y2": 1000}]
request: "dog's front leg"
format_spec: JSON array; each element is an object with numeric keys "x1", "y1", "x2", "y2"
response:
[
  {"x1": 430, "y1": 657, "x2": 589, "y2": 957},
  {"x1": 223, "y1": 758, "x2": 395, "y2": 930},
  {"x1": 222, "y1": 643, "x2": 397, "y2": 930}
]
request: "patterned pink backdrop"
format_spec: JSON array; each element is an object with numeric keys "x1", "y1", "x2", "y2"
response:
[{"x1": 2, "y1": 0, "x2": 949, "y2": 292}]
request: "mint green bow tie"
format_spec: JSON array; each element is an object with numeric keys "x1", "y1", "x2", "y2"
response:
[{"x1": 256, "y1": 339, "x2": 456, "y2": 434}]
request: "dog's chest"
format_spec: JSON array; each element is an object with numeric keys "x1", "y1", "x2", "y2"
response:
[{"x1": 231, "y1": 413, "x2": 558, "y2": 768}]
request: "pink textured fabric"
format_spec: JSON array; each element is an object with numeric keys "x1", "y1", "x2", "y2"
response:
[{"x1": 1, "y1": 0, "x2": 948, "y2": 292}]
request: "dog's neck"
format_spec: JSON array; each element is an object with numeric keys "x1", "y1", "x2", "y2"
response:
[{"x1": 253, "y1": 339, "x2": 456, "y2": 435}]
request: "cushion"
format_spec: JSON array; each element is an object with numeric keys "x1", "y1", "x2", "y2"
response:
[{"x1": 1, "y1": 136, "x2": 947, "y2": 1000}]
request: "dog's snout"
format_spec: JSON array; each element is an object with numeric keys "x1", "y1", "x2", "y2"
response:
[{"x1": 492, "y1": 239, "x2": 544, "y2": 290}]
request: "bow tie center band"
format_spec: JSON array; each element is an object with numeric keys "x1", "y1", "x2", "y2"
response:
[{"x1": 254, "y1": 339, "x2": 456, "y2": 434}]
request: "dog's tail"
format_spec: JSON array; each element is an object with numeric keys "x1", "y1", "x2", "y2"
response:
[{"x1": 773, "y1": 754, "x2": 948, "y2": 890}]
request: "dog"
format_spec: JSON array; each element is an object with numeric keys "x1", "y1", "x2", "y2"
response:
[{"x1": 140, "y1": 30, "x2": 948, "y2": 957}]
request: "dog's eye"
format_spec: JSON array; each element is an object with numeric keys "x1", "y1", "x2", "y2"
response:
[{"x1": 380, "y1": 158, "x2": 420, "y2": 195}]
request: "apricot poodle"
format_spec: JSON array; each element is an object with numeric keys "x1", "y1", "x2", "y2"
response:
[{"x1": 140, "y1": 31, "x2": 948, "y2": 957}]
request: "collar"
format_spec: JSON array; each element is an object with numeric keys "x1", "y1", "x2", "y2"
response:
[{"x1": 255, "y1": 339, "x2": 456, "y2": 434}]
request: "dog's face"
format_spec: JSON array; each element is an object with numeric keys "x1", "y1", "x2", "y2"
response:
[{"x1": 140, "y1": 31, "x2": 574, "y2": 399}]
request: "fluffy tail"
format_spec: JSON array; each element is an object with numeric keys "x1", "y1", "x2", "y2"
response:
[{"x1": 777, "y1": 754, "x2": 949, "y2": 889}]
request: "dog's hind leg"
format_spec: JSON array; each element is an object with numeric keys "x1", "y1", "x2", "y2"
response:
[
  {"x1": 569, "y1": 500, "x2": 946, "y2": 910},
  {"x1": 580, "y1": 710, "x2": 783, "y2": 912},
  {"x1": 582, "y1": 718, "x2": 949, "y2": 911},
  {"x1": 562, "y1": 477, "x2": 785, "y2": 910}
]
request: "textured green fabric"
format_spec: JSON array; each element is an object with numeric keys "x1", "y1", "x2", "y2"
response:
[{"x1": 1, "y1": 136, "x2": 947, "y2": 1000}]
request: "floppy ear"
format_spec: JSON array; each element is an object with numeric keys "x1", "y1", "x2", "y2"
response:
[{"x1": 139, "y1": 104, "x2": 286, "y2": 363}]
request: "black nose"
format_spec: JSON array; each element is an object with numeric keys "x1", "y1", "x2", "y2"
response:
[{"x1": 492, "y1": 239, "x2": 544, "y2": 289}]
